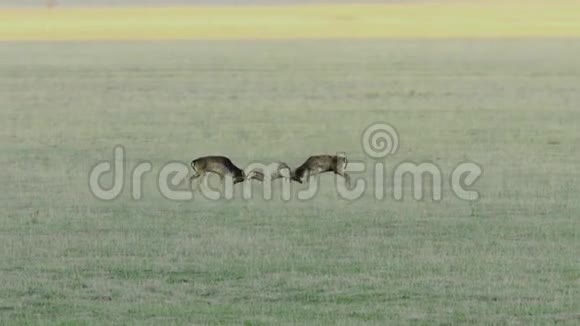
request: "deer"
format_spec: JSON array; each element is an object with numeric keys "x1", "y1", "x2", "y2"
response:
[
  {"x1": 189, "y1": 156, "x2": 263, "y2": 186},
  {"x1": 291, "y1": 154, "x2": 350, "y2": 186}
]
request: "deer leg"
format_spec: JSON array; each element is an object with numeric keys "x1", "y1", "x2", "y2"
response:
[
  {"x1": 189, "y1": 174, "x2": 199, "y2": 183},
  {"x1": 343, "y1": 172, "x2": 352, "y2": 187},
  {"x1": 335, "y1": 161, "x2": 351, "y2": 187},
  {"x1": 335, "y1": 170, "x2": 351, "y2": 187},
  {"x1": 189, "y1": 172, "x2": 202, "y2": 190},
  {"x1": 203, "y1": 170, "x2": 226, "y2": 190}
]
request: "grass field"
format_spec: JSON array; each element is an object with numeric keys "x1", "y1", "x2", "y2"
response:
[
  {"x1": 2, "y1": 1, "x2": 580, "y2": 40},
  {"x1": 1, "y1": 39, "x2": 579, "y2": 324}
]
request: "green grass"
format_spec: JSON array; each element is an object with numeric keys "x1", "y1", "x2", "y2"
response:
[{"x1": 1, "y1": 40, "x2": 579, "y2": 324}]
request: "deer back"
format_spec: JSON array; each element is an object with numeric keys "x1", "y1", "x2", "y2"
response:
[{"x1": 192, "y1": 156, "x2": 244, "y2": 177}]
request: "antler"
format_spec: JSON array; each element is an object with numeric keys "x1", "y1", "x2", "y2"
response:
[{"x1": 246, "y1": 169, "x2": 265, "y2": 182}]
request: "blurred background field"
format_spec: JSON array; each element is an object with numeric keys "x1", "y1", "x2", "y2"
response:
[
  {"x1": 2, "y1": 1, "x2": 580, "y2": 40},
  {"x1": 1, "y1": 39, "x2": 579, "y2": 324},
  {"x1": 1, "y1": 0, "x2": 579, "y2": 325}
]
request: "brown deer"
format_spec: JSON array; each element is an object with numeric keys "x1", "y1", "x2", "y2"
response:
[
  {"x1": 189, "y1": 156, "x2": 263, "y2": 186},
  {"x1": 291, "y1": 154, "x2": 350, "y2": 185}
]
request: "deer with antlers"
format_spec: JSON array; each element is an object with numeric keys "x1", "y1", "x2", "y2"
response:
[
  {"x1": 291, "y1": 154, "x2": 350, "y2": 186},
  {"x1": 189, "y1": 156, "x2": 263, "y2": 186}
]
